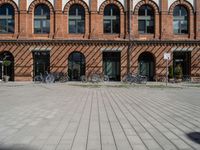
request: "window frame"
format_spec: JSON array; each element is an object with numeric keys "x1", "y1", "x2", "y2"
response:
[
  {"x1": 34, "y1": 4, "x2": 50, "y2": 34},
  {"x1": 68, "y1": 4, "x2": 85, "y2": 34},
  {"x1": 173, "y1": 5, "x2": 189, "y2": 34},
  {"x1": 0, "y1": 4, "x2": 15, "y2": 34},
  {"x1": 103, "y1": 4, "x2": 120, "y2": 34},
  {"x1": 138, "y1": 5, "x2": 155, "y2": 34}
]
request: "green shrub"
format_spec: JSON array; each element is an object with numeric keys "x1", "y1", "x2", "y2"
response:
[
  {"x1": 174, "y1": 64, "x2": 183, "y2": 79},
  {"x1": 168, "y1": 65, "x2": 173, "y2": 78}
]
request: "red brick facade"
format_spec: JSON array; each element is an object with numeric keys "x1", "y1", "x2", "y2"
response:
[{"x1": 0, "y1": 0, "x2": 200, "y2": 81}]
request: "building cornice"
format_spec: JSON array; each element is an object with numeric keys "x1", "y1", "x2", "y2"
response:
[{"x1": 0, "y1": 39, "x2": 200, "y2": 46}]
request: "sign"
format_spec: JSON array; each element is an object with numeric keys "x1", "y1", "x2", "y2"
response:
[{"x1": 164, "y1": 53, "x2": 171, "y2": 60}]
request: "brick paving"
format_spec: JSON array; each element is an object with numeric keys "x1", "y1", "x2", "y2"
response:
[{"x1": 0, "y1": 82, "x2": 200, "y2": 150}]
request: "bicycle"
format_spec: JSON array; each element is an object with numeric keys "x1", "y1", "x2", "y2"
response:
[
  {"x1": 87, "y1": 73, "x2": 110, "y2": 83},
  {"x1": 122, "y1": 73, "x2": 147, "y2": 84},
  {"x1": 34, "y1": 72, "x2": 55, "y2": 83},
  {"x1": 53, "y1": 72, "x2": 69, "y2": 83}
]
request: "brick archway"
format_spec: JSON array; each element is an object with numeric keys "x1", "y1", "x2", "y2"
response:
[
  {"x1": 169, "y1": 0, "x2": 194, "y2": 15},
  {"x1": 0, "y1": 0, "x2": 19, "y2": 12},
  {"x1": 63, "y1": 0, "x2": 89, "y2": 15},
  {"x1": 28, "y1": 0, "x2": 54, "y2": 14},
  {"x1": 133, "y1": 0, "x2": 159, "y2": 15},
  {"x1": 99, "y1": 0, "x2": 124, "y2": 15}
]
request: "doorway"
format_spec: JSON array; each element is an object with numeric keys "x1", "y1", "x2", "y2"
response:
[
  {"x1": 33, "y1": 51, "x2": 50, "y2": 78},
  {"x1": 103, "y1": 52, "x2": 121, "y2": 81},
  {"x1": 138, "y1": 52, "x2": 155, "y2": 81},
  {"x1": 173, "y1": 52, "x2": 191, "y2": 78},
  {"x1": 68, "y1": 52, "x2": 85, "y2": 81},
  {"x1": 0, "y1": 51, "x2": 14, "y2": 81}
]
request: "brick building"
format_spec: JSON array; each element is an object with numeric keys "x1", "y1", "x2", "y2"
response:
[{"x1": 0, "y1": 0, "x2": 200, "y2": 81}]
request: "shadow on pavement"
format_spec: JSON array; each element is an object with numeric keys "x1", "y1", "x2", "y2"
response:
[
  {"x1": 0, "y1": 144, "x2": 38, "y2": 150},
  {"x1": 186, "y1": 132, "x2": 200, "y2": 144}
]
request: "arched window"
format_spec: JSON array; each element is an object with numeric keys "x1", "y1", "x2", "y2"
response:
[
  {"x1": 104, "y1": 4, "x2": 120, "y2": 34},
  {"x1": 34, "y1": 4, "x2": 50, "y2": 34},
  {"x1": 138, "y1": 5, "x2": 154, "y2": 34},
  {"x1": 0, "y1": 4, "x2": 14, "y2": 33},
  {"x1": 69, "y1": 4, "x2": 85, "y2": 33},
  {"x1": 173, "y1": 5, "x2": 188, "y2": 34}
]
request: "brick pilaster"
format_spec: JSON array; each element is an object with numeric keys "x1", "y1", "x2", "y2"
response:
[{"x1": 54, "y1": 0, "x2": 63, "y2": 39}]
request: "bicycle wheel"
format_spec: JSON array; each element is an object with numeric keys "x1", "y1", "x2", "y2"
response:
[
  {"x1": 104, "y1": 75, "x2": 109, "y2": 82},
  {"x1": 45, "y1": 74, "x2": 55, "y2": 83},
  {"x1": 60, "y1": 75, "x2": 69, "y2": 83},
  {"x1": 81, "y1": 75, "x2": 87, "y2": 82},
  {"x1": 34, "y1": 75, "x2": 43, "y2": 83}
]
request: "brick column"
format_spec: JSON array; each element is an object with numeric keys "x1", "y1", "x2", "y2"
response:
[
  {"x1": 89, "y1": 0, "x2": 98, "y2": 38},
  {"x1": 54, "y1": 0, "x2": 63, "y2": 39},
  {"x1": 160, "y1": 0, "x2": 171, "y2": 39},
  {"x1": 18, "y1": 0, "x2": 27, "y2": 38}
]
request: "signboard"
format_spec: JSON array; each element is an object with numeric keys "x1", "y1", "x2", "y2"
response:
[{"x1": 164, "y1": 53, "x2": 171, "y2": 60}]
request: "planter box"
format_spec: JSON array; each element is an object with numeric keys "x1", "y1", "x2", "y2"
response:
[{"x1": 3, "y1": 76, "x2": 10, "y2": 82}]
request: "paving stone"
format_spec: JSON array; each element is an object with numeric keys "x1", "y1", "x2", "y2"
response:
[{"x1": 0, "y1": 83, "x2": 200, "y2": 150}]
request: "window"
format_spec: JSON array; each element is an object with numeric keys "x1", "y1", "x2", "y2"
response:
[
  {"x1": 173, "y1": 5, "x2": 188, "y2": 34},
  {"x1": 104, "y1": 4, "x2": 120, "y2": 34},
  {"x1": 0, "y1": 4, "x2": 14, "y2": 33},
  {"x1": 69, "y1": 4, "x2": 85, "y2": 34},
  {"x1": 138, "y1": 5, "x2": 154, "y2": 34},
  {"x1": 34, "y1": 4, "x2": 50, "y2": 34}
]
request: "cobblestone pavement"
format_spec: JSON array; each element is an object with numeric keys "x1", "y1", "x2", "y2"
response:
[{"x1": 0, "y1": 82, "x2": 200, "y2": 150}]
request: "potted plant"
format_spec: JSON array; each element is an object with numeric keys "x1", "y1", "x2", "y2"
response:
[
  {"x1": 168, "y1": 65, "x2": 174, "y2": 83},
  {"x1": 174, "y1": 64, "x2": 183, "y2": 82},
  {"x1": 2, "y1": 60, "x2": 11, "y2": 82}
]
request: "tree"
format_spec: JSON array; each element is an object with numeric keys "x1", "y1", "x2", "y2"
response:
[{"x1": 3, "y1": 59, "x2": 11, "y2": 76}]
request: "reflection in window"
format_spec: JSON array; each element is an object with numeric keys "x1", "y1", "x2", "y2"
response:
[
  {"x1": 0, "y1": 4, "x2": 14, "y2": 33},
  {"x1": 173, "y1": 5, "x2": 188, "y2": 34},
  {"x1": 69, "y1": 4, "x2": 85, "y2": 33},
  {"x1": 138, "y1": 5, "x2": 154, "y2": 34},
  {"x1": 34, "y1": 4, "x2": 50, "y2": 34},
  {"x1": 104, "y1": 4, "x2": 120, "y2": 34}
]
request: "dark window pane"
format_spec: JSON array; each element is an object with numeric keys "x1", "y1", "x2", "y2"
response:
[
  {"x1": 139, "y1": 6, "x2": 145, "y2": 16},
  {"x1": 139, "y1": 20, "x2": 145, "y2": 33},
  {"x1": 77, "y1": 21, "x2": 84, "y2": 33},
  {"x1": 104, "y1": 20, "x2": 111, "y2": 33}
]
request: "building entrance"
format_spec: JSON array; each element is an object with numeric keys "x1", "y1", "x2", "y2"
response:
[
  {"x1": 138, "y1": 52, "x2": 155, "y2": 81},
  {"x1": 173, "y1": 52, "x2": 191, "y2": 78},
  {"x1": 0, "y1": 51, "x2": 14, "y2": 81},
  {"x1": 103, "y1": 52, "x2": 120, "y2": 81},
  {"x1": 33, "y1": 51, "x2": 50, "y2": 78},
  {"x1": 68, "y1": 52, "x2": 85, "y2": 81}
]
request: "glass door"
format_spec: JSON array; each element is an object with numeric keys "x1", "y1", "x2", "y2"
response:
[
  {"x1": 33, "y1": 51, "x2": 50, "y2": 77},
  {"x1": 103, "y1": 52, "x2": 120, "y2": 81}
]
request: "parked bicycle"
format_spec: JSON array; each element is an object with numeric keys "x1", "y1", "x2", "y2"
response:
[
  {"x1": 53, "y1": 72, "x2": 69, "y2": 83},
  {"x1": 122, "y1": 73, "x2": 147, "y2": 84},
  {"x1": 34, "y1": 71, "x2": 55, "y2": 83},
  {"x1": 81, "y1": 73, "x2": 110, "y2": 83}
]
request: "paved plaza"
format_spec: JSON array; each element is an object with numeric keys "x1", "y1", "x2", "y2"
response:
[{"x1": 0, "y1": 82, "x2": 200, "y2": 150}]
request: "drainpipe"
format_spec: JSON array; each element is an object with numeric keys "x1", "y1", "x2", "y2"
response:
[{"x1": 127, "y1": 0, "x2": 132, "y2": 74}]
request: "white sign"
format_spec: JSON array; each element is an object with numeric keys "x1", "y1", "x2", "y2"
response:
[{"x1": 164, "y1": 53, "x2": 171, "y2": 60}]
